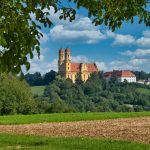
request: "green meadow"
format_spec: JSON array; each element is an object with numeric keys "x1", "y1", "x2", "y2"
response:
[
  {"x1": 31, "y1": 86, "x2": 45, "y2": 96},
  {"x1": 0, "y1": 134, "x2": 149, "y2": 150},
  {"x1": 0, "y1": 112, "x2": 150, "y2": 125}
]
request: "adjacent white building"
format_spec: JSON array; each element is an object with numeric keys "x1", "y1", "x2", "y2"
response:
[
  {"x1": 104, "y1": 71, "x2": 136, "y2": 83},
  {"x1": 137, "y1": 79, "x2": 150, "y2": 85}
]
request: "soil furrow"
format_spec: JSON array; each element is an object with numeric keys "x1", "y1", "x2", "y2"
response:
[{"x1": 0, "y1": 117, "x2": 150, "y2": 144}]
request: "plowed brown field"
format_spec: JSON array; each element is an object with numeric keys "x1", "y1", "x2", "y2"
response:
[{"x1": 0, "y1": 117, "x2": 150, "y2": 144}]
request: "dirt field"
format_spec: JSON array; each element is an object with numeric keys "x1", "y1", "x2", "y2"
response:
[{"x1": 0, "y1": 117, "x2": 150, "y2": 144}]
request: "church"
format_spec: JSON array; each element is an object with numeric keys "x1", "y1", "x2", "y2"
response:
[{"x1": 58, "y1": 48, "x2": 99, "y2": 82}]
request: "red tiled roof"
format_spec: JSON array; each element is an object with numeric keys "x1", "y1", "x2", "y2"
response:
[
  {"x1": 104, "y1": 71, "x2": 135, "y2": 77},
  {"x1": 117, "y1": 71, "x2": 135, "y2": 77},
  {"x1": 71, "y1": 63, "x2": 80, "y2": 72},
  {"x1": 104, "y1": 72, "x2": 113, "y2": 76},
  {"x1": 71, "y1": 63, "x2": 99, "y2": 72},
  {"x1": 87, "y1": 64, "x2": 99, "y2": 72}
]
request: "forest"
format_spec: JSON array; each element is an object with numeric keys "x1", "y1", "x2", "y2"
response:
[{"x1": 0, "y1": 71, "x2": 150, "y2": 115}]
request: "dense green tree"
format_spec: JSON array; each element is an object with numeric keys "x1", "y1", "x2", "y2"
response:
[
  {"x1": 50, "y1": 99, "x2": 75, "y2": 113},
  {"x1": 34, "y1": 97, "x2": 51, "y2": 114},
  {"x1": 1, "y1": 0, "x2": 149, "y2": 73},
  {"x1": 41, "y1": 71, "x2": 150, "y2": 112},
  {"x1": 25, "y1": 70, "x2": 57, "y2": 86},
  {"x1": 43, "y1": 70, "x2": 57, "y2": 85},
  {"x1": 25, "y1": 72, "x2": 43, "y2": 86},
  {"x1": 134, "y1": 71, "x2": 150, "y2": 80},
  {"x1": 0, "y1": 74, "x2": 36, "y2": 115}
]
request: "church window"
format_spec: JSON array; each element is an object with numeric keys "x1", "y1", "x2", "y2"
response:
[
  {"x1": 68, "y1": 75, "x2": 69, "y2": 78},
  {"x1": 68, "y1": 67, "x2": 69, "y2": 70}
]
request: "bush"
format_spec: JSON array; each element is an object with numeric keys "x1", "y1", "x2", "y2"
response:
[{"x1": 0, "y1": 74, "x2": 37, "y2": 115}]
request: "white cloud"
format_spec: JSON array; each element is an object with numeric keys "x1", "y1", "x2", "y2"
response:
[
  {"x1": 105, "y1": 30, "x2": 116, "y2": 38},
  {"x1": 113, "y1": 34, "x2": 135, "y2": 45},
  {"x1": 40, "y1": 32, "x2": 49, "y2": 44},
  {"x1": 143, "y1": 30, "x2": 150, "y2": 38},
  {"x1": 23, "y1": 48, "x2": 50, "y2": 74},
  {"x1": 42, "y1": 7, "x2": 106, "y2": 44},
  {"x1": 120, "y1": 48, "x2": 150, "y2": 72},
  {"x1": 71, "y1": 55, "x2": 90, "y2": 63},
  {"x1": 95, "y1": 60, "x2": 138, "y2": 72},
  {"x1": 49, "y1": 23, "x2": 105, "y2": 44},
  {"x1": 95, "y1": 61, "x2": 107, "y2": 71},
  {"x1": 47, "y1": 59, "x2": 58, "y2": 72},
  {"x1": 30, "y1": 7, "x2": 106, "y2": 45},
  {"x1": 136, "y1": 37, "x2": 150, "y2": 47},
  {"x1": 121, "y1": 49, "x2": 150, "y2": 58},
  {"x1": 108, "y1": 60, "x2": 137, "y2": 71},
  {"x1": 105, "y1": 30, "x2": 135, "y2": 46},
  {"x1": 106, "y1": 30, "x2": 150, "y2": 48},
  {"x1": 26, "y1": 59, "x2": 58, "y2": 74},
  {"x1": 31, "y1": 7, "x2": 150, "y2": 48},
  {"x1": 129, "y1": 58, "x2": 147, "y2": 66},
  {"x1": 135, "y1": 30, "x2": 150, "y2": 48},
  {"x1": 97, "y1": 59, "x2": 150, "y2": 72}
]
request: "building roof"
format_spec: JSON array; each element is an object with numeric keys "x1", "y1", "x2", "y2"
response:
[
  {"x1": 104, "y1": 72, "x2": 113, "y2": 76},
  {"x1": 71, "y1": 63, "x2": 99, "y2": 72},
  {"x1": 71, "y1": 63, "x2": 80, "y2": 72},
  {"x1": 117, "y1": 71, "x2": 135, "y2": 77},
  {"x1": 104, "y1": 71, "x2": 136, "y2": 77},
  {"x1": 87, "y1": 63, "x2": 99, "y2": 72}
]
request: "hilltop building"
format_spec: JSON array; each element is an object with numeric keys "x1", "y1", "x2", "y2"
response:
[
  {"x1": 58, "y1": 48, "x2": 99, "y2": 82},
  {"x1": 104, "y1": 71, "x2": 136, "y2": 83}
]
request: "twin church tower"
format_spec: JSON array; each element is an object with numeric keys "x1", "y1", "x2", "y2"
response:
[{"x1": 58, "y1": 48, "x2": 99, "y2": 82}]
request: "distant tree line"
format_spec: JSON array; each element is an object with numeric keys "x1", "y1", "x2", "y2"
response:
[
  {"x1": 24, "y1": 70, "x2": 150, "y2": 86},
  {"x1": 24, "y1": 70, "x2": 57, "y2": 86},
  {"x1": 133, "y1": 71, "x2": 150, "y2": 80}
]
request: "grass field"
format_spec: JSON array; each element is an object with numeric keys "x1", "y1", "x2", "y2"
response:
[
  {"x1": 0, "y1": 112, "x2": 150, "y2": 125},
  {"x1": 137, "y1": 88, "x2": 150, "y2": 95},
  {"x1": 0, "y1": 134, "x2": 149, "y2": 150},
  {"x1": 31, "y1": 86, "x2": 46, "y2": 96}
]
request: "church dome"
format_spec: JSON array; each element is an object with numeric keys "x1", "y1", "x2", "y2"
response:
[
  {"x1": 59, "y1": 48, "x2": 64, "y2": 53},
  {"x1": 65, "y1": 48, "x2": 70, "y2": 53}
]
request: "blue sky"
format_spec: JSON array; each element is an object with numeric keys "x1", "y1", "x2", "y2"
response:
[{"x1": 27, "y1": 4, "x2": 150, "y2": 74}]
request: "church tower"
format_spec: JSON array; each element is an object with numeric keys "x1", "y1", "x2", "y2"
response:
[
  {"x1": 58, "y1": 48, "x2": 64, "y2": 75},
  {"x1": 65, "y1": 48, "x2": 71, "y2": 79},
  {"x1": 58, "y1": 48, "x2": 99, "y2": 82}
]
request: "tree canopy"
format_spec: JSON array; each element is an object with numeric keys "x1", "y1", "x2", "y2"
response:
[
  {"x1": 0, "y1": 0, "x2": 150, "y2": 73},
  {"x1": 42, "y1": 72, "x2": 150, "y2": 113},
  {"x1": 0, "y1": 74, "x2": 36, "y2": 115}
]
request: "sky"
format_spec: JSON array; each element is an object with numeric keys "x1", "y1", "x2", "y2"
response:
[{"x1": 26, "y1": 3, "x2": 150, "y2": 74}]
